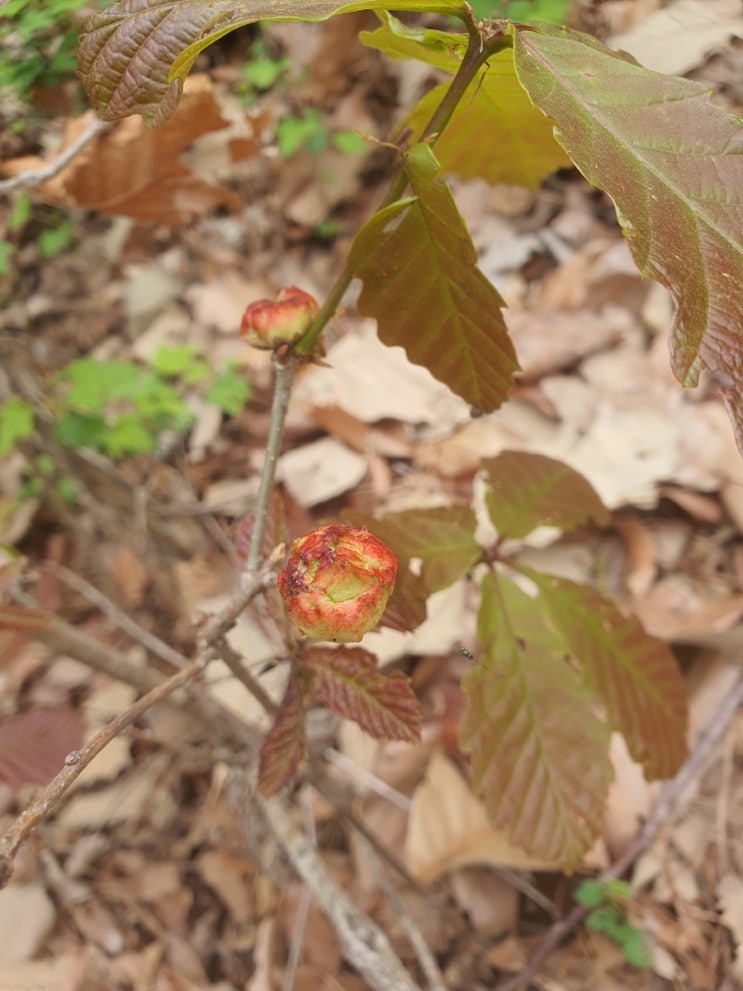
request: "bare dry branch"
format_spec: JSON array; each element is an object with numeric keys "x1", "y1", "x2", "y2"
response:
[
  {"x1": 0, "y1": 658, "x2": 206, "y2": 889},
  {"x1": 0, "y1": 115, "x2": 111, "y2": 194},
  {"x1": 259, "y1": 790, "x2": 423, "y2": 991}
]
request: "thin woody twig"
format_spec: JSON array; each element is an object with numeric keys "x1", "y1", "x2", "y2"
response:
[
  {"x1": 352, "y1": 828, "x2": 448, "y2": 991},
  {"x1": 213, "y1": 635, "x2": 279, "y2": 717},
  {"x1": 259, "y1": 790, "x2": 424, "y2": 991},
  {"x1": 0, "y1": 658, "x2": 206, "y2": 888},
  {"x1": 494, "y1": 668, "x2": 743, "y2": 991},
  {"x1": 0, "y1": 115, "x2": 111, "y2": 194},
  {"x1": 48, "y1": 562, "x2": 189, "y2": 671}
]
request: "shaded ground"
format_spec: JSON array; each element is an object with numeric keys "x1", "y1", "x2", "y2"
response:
[{"x1": 1, "y1": 1, "x2": 743, "y2": 988}]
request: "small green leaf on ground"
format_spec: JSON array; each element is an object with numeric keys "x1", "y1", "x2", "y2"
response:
[{"x1": 0, "y1": 398, "x2": 33, "y2": 456}]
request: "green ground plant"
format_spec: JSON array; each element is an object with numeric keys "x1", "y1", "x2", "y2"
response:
[
  {"x1": 71, "y1": 0, "x2": 743, "y2": 871},
  {"x1": 575, "y1": 878, "x2": 652, "y2": 968},
  {"x1": 0, "y1": 347, "x2": 250, "y2": 461}
]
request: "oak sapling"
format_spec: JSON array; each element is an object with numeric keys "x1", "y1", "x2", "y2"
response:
[
  {"x1": 240, "y1": 286, "x2": 319, "y2": 350},
  {"x1": 278, "y1": 524, "x2": 397, "y2": 643}
]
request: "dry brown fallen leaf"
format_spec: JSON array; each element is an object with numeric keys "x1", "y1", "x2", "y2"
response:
[{"x1": 1, "y1": 76, "x2": 247, "y2": 225}]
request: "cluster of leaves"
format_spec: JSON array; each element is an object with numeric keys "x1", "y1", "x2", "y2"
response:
[
  {"x1": 575, "y1": 878, "x2": 652, "y2": 968},
  {"x1": 73, "y1": 0, "x2": 741, "y2": 871},
  {"x1": 0, "y1": 345, "x2": 250, "y2": 462}
]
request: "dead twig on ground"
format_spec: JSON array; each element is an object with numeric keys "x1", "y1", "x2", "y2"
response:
[
  {"x1": 0, "y1": 115, "x2": 111, "y2": 194},
  {"x1": 259, "y1": 789, "x2": 424, "y2": 991},
  {"x1": 0, "y1": 657, "x2": 206, "y2": 888},
  {"x1": 494, "y1": 668, "x2": 743, "y2": 991}
]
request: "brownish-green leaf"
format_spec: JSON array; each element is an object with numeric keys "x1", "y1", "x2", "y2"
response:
[
  {"x1": 404, "y1": 52, "x2": 571, "y2": 187},
  {"x1": 373, "y1": 505, "x2": 480, "y2": 594},
  {"x1": 483, "y1": 450, "x2": 610, "y2": 539},
  {"x1": 79, "y1": 0, "x2": 469, "y2": 125},
  {"x1": 257, "y1": 668, "x2": 308, "y2": 796},
  {"x1": 348, "y1": 143, "x2": 519, "y2": 411},
  {"x1": 0, "y1": 605, "x2": 51, "y2": 632},
  {"x1": 459, "y1": 572, "x2": 612, "y2": 868},
  {"x1": 531, "y1": 572, "x2": 688, "y2": 779},
  {"x1": 306, "y1": 646, "x2": 421, "y2": 742},
  {"x1": 512, "y1": 23, "x2": 743, "y2": 449}
]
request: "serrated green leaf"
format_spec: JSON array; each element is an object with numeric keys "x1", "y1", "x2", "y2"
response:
[
  {"x1": 460, "y1": 572, "x2": 612, "y2": 868},
  {"x1": 531, "y1": 572, "x2": 687, "y2": 779},
  {"x1": 79, "y1": 0, "x2": 470, "y2": 125},
  {"x1": 372, "y1": 505, "x2": 480, "y2": 594},
  {"x1": 512, "y1": 24, "x2": 743, "y2": 449},
  {"x1": 149, "y1": 343, "x2": 200, "y2": 377},
  {"x1": 349, "y1": 143, "x2": 518, "y2": 412},
  {"x1": 54, "y1": 411, "x2": 108, "y2": 449},
  {"x1": 205, "y1": 369, "x2": 251, "y2": 416},
  {"x1": 574, "y1": 878, "x2": 605, "y2": 908},
  {"x1": 59, "y1": 357, "x2": 140, "y2": 410},
  {"x1": 403, "y1": 51, "x2": 571, "y2": 187},
  {"x1": 305, "y1": 646, "x2": 421, "y2": 742},
  {"x1": 483, "y1": 450, "x2": 609, "y2": 539},
  {"x1": 0, "y1": 398, "x2": 33, "y2": 457},
  {"x1": 258, "y1": 668, "x2": 309, "y2": 796},
  {"x1": 103, "y1": 413, "x2": 156, "y2": 456}
]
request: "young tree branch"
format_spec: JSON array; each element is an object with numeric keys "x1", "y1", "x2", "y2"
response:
[{"x1": 0, "y1": 115, "x2": 111, "y2": 194}]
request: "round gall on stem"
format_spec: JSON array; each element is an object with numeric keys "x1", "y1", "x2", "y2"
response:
[
  {"x1": 277, "y1": 524, "x2": 397, "y2": 643},
  {"x1": 240, "y1": 286, "x2": 319, "y2": 350}
]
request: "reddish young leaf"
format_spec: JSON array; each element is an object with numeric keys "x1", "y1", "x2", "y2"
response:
[
  {"x1": 79, "y1": 0, "x2": 469, "y2": 126},
  {"x1": 0, "y1": 605, "x2": 50, "y2": 633},
  {"x1": 531, "y1": 572, "x2": 688, "y2": 780},
  {"x1": 373, "y1": 506, "x2": 480, "y2": 595},
  {"x1": 257, "y1": 669, "x2": 309, "y2": 797},
  {"x1": 483, "y1": 451, "x2": 610, "y2": 539},
  {"x1": 460, "y1": 573, "x2": 612, "y2": 869},
  {"x1": 349, "y1": 144, "x2": 519, "y2": 413},
  {"x1": 512, "y1": 24, "x2": 743, "y2": 449},
  {"x1": 305, "y1": 646, "x2": 421, "y2": 743},
  {"x1": 0, "y1": 707, "x2": 84, "y2": 788}
]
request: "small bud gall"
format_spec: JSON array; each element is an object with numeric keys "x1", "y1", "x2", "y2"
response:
[
  {"x1": 240, "y1": 287, "x2": 319, "y2": 350},
  {"x1": 277, "y1": 524, "x2": 397, "y2": 643}
]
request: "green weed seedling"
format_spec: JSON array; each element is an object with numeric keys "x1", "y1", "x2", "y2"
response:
[{"x1": 575, "y1": 878, "x2": 652, "y2": 969}]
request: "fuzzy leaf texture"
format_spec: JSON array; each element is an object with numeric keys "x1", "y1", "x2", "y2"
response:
[
  {"x1": 257, "y1": 669, "x2": 308, "y2": 796},
  {"x1": 530, "y1": 571, "x2": 688, "y2": 779},
  {"x1": 483, "y1": 450, "x2": 610, "y2": 539},
  {"x1": 306, "y1": 647, "x2": 421, "y2": 742},
  {"x1": 79, "y1": 0, "x2": 469, "y2": 125},
  {"x1": 349, "y1": 143, "x2": 519, "y2": 412},
  {"x1": 360, "y1": 16, "x2": 570, "y2": 187},
  {"x1": 511, "y1": 24, "x2": 743, "y2": 449},
  {"x1": 459, "y1": 572, "x2": 612, "y2": 868},
  {"x1": 367, "y1": 505, "x2": 480, "y2": 594}
]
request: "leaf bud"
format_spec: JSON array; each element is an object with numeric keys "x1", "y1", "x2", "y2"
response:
[
  {"x1": 240, "y1": 286, "x2": 319, "y2": 350},
  {"x1": 277, "y1": 524, "x2": 397, "y2": 643}
]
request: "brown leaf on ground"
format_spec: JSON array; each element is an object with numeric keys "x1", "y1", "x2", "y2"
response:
[{"x1": 1, "y1": 76, "x2": 243, "y2": 224}]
